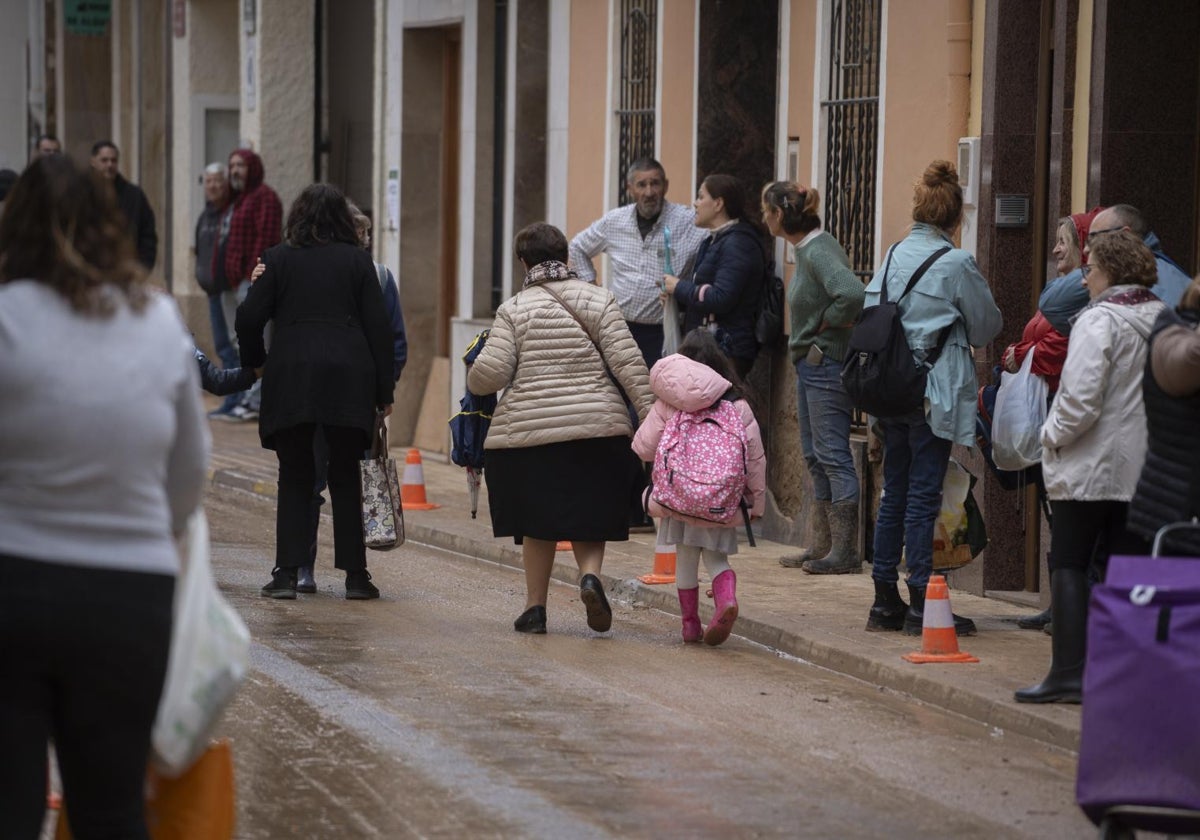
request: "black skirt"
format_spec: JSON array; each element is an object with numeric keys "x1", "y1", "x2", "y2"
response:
[{"x1": 483, "y1": 436, "x2": 638, "y2": 544}]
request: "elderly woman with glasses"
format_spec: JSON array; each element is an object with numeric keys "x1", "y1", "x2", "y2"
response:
[{"x1": 1015, "y1": 230, "x2": 1164, "y2": 704}]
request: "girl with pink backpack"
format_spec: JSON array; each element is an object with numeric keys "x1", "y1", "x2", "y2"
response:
[{"x1": 632, "y1": 330, "x2": 767, "y2": 645}]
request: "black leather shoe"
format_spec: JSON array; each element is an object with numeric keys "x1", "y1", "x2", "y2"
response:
[
  {"x1": 514, "y1": 605, "x2": 547, "y2": 634},
  {"x1": 261, "y1": 567, "x2": 297, "y2": 600},
  {"x1": 579, "y1": 574, "x2": 613, "y2": 632},
  {"x1": 1017, "y1": 607, "x2": 1052, "y2": 630},
  {"x1": 345, "y1": 570, "x2": 380, "y2": 600},
  {"x1": 297, "y1": 565, "x2": 317, "y2": 594}
]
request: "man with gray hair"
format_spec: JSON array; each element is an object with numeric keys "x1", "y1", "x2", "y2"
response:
[
  {"x1": 194, "y1": 162, "x2": 243, "y2": 416},
  {"x1": 1040, "y1": 203, "x2": 1192, "y2": 331},
  {"x1": 568, "y1": 157, "x2": 706, "y2": 370}
]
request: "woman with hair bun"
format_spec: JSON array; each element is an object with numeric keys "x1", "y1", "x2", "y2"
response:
[
  {"x1": 761, "y1": 182, "x2": 864, "y2": 574},
  {"x1": 863, "y1": 160, "x2": 1002, "y2": 637}
]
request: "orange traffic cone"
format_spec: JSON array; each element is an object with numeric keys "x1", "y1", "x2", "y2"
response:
[
  {"x1": 639, "y1": 526, "x2": 676, "y2": 584},
  {"x1": 902, "y1": 575, "x2": 979, "y2": 663},
  {"x1": 556, "y1": 541, "x2": 573, "y2": 551},
  {"x1": 400, "y1": 449, "x2": 440, "y2": 510}
]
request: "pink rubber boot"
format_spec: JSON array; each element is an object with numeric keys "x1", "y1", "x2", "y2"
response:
[
  {"x1": 704, "y1": 570, "x2": 738, "y2": 646},
  {"x1": 678, "y1": 587, "x2": 703, "y2": 643}
]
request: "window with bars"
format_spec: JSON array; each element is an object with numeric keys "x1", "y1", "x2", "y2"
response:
[
  {"x1": 822, "y1": 0, "x2": 882, "y2": 279},
  {"x1": 615, "y1": 0, "x2": 656, "y2": 207}
]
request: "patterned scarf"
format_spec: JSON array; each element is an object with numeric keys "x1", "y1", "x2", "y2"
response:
[
  {"x1": 521, "y1": 260, "x2": 577, "y2": 289},
  {"x1": 1095, "y1": 284, "x2": 1159, "y2": 308}
]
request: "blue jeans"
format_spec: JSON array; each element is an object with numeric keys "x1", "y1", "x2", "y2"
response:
[
  {"x1": 206, "y1": 293, "x2": 240, "y2": 370},
  {"x1": 796, "y1": 355, "x2": 859, "y2": 503},
  {"x1": 871, "y1": 408, "x2": 952, "y2": 588},
  {"x1": 207, "y1": 293, "x2": 243, "y2": 413}
]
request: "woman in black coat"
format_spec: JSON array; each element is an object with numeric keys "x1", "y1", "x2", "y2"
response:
[
  {"x1": 663, "y1": 173, "x2": 766, "y2": 377},
  {"x1": 1127, "y1": 276, "x2": 1200, "y2": 555},
  {"x1": 236, "y1": 183, "x2": 394, "y2": 600}
]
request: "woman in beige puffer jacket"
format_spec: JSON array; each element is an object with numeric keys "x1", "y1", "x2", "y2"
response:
[{"x1": 468, "y1": 222, "x2": 653, "y2": 636}]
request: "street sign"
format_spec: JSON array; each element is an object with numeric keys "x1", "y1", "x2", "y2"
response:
[{"x1": 64, "y1": 0, "x2": 111, "y2": 36}]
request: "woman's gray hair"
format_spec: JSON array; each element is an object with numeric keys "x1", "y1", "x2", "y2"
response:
[{"x1": 203, "y1": 162, "x2": 226, "y2": 177}]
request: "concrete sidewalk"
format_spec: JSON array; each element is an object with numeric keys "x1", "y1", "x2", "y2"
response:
[{"x1": 204, "y1": 403, "x2": 1082, "y2": 753}]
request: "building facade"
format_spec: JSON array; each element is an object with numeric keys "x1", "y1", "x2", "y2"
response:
[{"x1": 7, "y1": 0, "x2": 1197, "y2": 596}]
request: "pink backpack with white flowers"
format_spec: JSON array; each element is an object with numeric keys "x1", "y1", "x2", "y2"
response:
[{"x1": 650, "y1": 397, "x2": 749, "y2": 526}]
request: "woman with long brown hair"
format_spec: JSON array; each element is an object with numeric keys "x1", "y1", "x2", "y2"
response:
[{"x1": 0, "y1": 156, "x2": 209, "y2": 837}]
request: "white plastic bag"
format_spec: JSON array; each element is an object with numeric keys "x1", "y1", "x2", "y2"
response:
[
  {"x1": 991, "y1": 347, "x2": 1048, "y2": 471},
  {"x1": 152, "y1": 510, "x2": 251, "y2": 777}
]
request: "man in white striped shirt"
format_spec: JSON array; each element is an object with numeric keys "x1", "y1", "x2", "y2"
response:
[{"x1": 569, "y1": 158, "x2": 707, "y2": 370}]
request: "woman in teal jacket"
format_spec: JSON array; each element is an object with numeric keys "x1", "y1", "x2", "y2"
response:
[{"x1": 863, "y1": 161, "x2": 1002, "y2": 637}]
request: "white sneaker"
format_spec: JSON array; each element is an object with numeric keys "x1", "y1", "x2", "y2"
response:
[{"x1": 226, "y1": 405, "x2": 258, "y2": 422}]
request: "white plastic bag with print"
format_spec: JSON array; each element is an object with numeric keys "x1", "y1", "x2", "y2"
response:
[
  {"x1": 152, "y1": 510, "x2": 251, "y2": 777},
  {"x1": 990, "y1": 347, "x2": 1048, "y2": 471}
]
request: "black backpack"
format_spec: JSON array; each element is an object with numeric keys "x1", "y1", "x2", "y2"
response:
[
  {"x1": 840, "y1": 245, "x2": 950, "y2": 418},
  {"x1": 755, "y1": 265, "x2": 785, "y2": 347}
]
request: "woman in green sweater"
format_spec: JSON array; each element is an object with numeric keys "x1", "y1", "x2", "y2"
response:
[{"x1": 761, "y1": 182, "x2": 865, "y2": 574}]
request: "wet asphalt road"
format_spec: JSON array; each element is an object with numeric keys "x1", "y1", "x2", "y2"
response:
[{"x1": 207, "y1": 486, "x2": 1093, "y2": 839}]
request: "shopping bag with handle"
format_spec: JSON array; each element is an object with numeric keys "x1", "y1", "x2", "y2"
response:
[
  {"x1": 152, "y1": 511, "x2": 250, "y2": 777},
  {"x1": 359, "y1": 411, "x2": 405, "y2": 550}
]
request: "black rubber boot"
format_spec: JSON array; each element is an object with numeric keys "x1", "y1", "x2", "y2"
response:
[
  {"x1": 803, "y1": 501, "x2": 862, "y2": 574},
  {"x1": 297, "y1": 565, "x2": 317, "y2": 594},
  {"x1": 865, "y1": 580, "x2": 908, "y2": 631},
  {"x1": 903, "y1": 584, "x2": 926, "y2": 635},
  {"x1": 1015, "y1": 569, "x2": 1087, "y2": 703},
  {"x1": 903, "y1": 583, "x2": 977, "y2": 637}
]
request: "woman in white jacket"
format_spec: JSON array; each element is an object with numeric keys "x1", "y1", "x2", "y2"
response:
[
  {"x1": 1015, "y1": 230, "x2": 1163, "y2": 704},
  {"x1": 469, "y1": 223, "x2": 653, "y2": 635}
]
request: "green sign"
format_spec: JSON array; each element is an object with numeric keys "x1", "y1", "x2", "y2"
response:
[{"x1": 65, "y1": 0, "x2": 112, "y2": 36}]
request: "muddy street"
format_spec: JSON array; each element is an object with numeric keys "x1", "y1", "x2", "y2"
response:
[{"x1": 207, "y1": 486, "x2": 1090, "y2": 838}]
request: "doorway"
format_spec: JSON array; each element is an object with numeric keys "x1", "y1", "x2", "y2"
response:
[
  {"x1": 393, "y1": 25, "x2": 461, "y2": 449},
  {"x1": 190, "y1": 96, "x2": 240, "y2": 218}
]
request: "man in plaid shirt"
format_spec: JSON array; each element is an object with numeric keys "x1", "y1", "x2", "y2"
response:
[{"x1": 569, "y1": 158, "x2": 706, "y2": 370}]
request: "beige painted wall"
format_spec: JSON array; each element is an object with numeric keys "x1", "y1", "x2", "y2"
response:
[
  {"x1": 878, "y1": 0, "x2": 971, "y2": 251},
  {"x1": 658, "y1": 0, "x2": 695, "y2": 202},
  {"x1": 786, "y1": 0, "x2": 817, "y2": 183},
  {"x1": 1071, "y1": 0, "x2": 1093, "y2": 210},
  {"x1": 968, "y1": 0, "x2": 985, "y2": 136},
  {"x1": 564, "y1": 0, "x2": 609, "y2": 241},
  {"x1": 244, "y1": 1, "x2": 315, "y2": 212},
  {"x1": 192, "y1": 0, "x2": 240, "y2": 96},
  {"x1": 172, "y1": 0, "x2": 241, "y2": 353}
]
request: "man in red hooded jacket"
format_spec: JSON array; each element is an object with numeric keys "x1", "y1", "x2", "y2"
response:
[{"x1": 214, "y1": 148, "x2": 282, "y2": 420}]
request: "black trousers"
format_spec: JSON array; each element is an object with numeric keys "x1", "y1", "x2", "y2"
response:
[
  {"x1": 0, "y1": 554, "x2": 173, "y2": 840},
  {"x1": 275, "y1": 423, "x2": 367, "y2": 571},
  {"x1": 1048, "y1": 499, "x2": 1150, "y2": 577}
]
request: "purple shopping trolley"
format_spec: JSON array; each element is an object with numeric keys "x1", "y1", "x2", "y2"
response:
[{"x1": 1076, "y1": 521, "x2": 1200, "y2": 838}]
